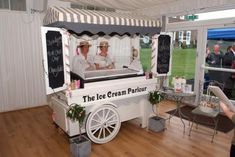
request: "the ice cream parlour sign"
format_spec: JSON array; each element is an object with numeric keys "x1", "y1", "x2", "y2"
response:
[{"x1": 81, "y1": 86, "x2": 148, "y2": 103}]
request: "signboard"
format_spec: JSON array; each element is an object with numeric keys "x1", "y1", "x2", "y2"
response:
[
  {"x1": 41, "y1": 27, "x2": 67, "y2": 94},
  {"x1": 46, "y1": 31, "x2": 65, "y2": 89},
  {"x1": 157, "y1": 35, "x2": 171, "y2": 74},
  {"x1": 185, "y1": 15, "x2": 198, "y2": 21},
  {"x1": 77, "y1": 86, "x2": 147, "y2": 103}
]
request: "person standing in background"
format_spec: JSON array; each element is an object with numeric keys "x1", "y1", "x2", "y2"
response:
[
  {"x1": 206, "y1": 44, "x2": 223, "y2": 67},
  {"x1": 223, "y1": 45, "x2": 235, "y2": 68},
  {"x1": 223, "y1": 44, "x2": 235, "y2": 99},
  {"x1": 205, "y1": 44, "x2": 211, "y2": 59},
  {"x1": 206, "y1": 44, "x2": 224, "y2": 87}
]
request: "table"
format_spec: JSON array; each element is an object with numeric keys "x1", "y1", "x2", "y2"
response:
[{"x1": 159, "y1": 90, "x2": 196, "y2": 133}]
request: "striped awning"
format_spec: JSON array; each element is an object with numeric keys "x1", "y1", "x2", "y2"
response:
[{"x1": 43, "y1": 7, "x2": 161, "y2": 35}]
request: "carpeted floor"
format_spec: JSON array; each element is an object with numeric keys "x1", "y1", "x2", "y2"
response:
[{"x1": 166, "y1": 105, "x2": 234, "y2": 133}]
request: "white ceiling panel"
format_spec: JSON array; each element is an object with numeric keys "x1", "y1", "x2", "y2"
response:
[
  {"x1": 61, "y1": 0, "x2": 179, "y2": 11},
  {"x1": 59, "y1": 0, "x2": 235, "y2": 18}
]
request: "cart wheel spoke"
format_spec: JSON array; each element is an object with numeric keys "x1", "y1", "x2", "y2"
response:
[
  {"x1": 92, "y1": 127, "x2": 101, "y2": 135},
  {"x1": 108, "y1": 125, "x2": 115, "y2": 129},
  {"x1": 96, "y1": 111, "x2": 103, "y2": 121},
  {"x1": 102, "y1": 108, "x2": 106, "y2": 119},
  {"x1": 105, "y1": 127, "x2": 112, "y2": 134},
  {"x1": 106, "y1": 120, "x2": 118, "y2": 127},
  {"x1": 106, "y1": 114, "x2": 116, "y2": 122},
  {"x1": 104, "y1": 109, "x2": 110, "y2": 120},
  {"x1": 90, "y1": 123, "x2": 102, "y2": 130},
  {"x1": 103, "y1": 127, "x2": 106, "y2": 138},
  {"x1": 98, "y1": 127, "x2": 103, "y2": 139},
  {"x1": 91, "y1": 118, "x2": 102, "y2": 124}
]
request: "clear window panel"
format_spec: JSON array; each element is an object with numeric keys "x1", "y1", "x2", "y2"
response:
[
  {"x1": 0, "y1": 0, "x2": 9, "y2": 9},
  {"x1": 10, "y1": 0, "x2": 26, "y2": 11},
  {"x1": 168, "y1": 9, "x2": 235, "y2": 24},
  {"x1": 170, "y1": 30, "x2": 197, "y2": 91},
  {"x1": 140, "y1": 35, "x2": 151, "y2": 72},
  {"x1": 205, "y1": 27, "x2": 235, "y2": 100},
  {"x1": 139, "y1": 32, "x2": 197, "y2": 92}
]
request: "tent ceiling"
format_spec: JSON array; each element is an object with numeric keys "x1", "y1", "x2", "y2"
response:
[
  {"x1": 61, "y1": 0, "x2": 178, "y2": 11},
  {"x1": 60, "y1": 0, "x2": 235, "y2": 18}
]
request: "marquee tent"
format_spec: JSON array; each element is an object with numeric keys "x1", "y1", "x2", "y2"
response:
[{"x1": 207, "y1": 28, "x2": 235, "y2": 40}]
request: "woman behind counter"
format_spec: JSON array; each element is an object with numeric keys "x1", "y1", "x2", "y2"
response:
[
  {"x1": 71, "y1": 40, "x2": 95, "y2": 76},
  {"x1": 94, "y1": 41, "x2": 115, "y2": 70}
]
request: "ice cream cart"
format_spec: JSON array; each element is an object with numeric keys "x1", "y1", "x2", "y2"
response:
[{"x1": 41, "y1": 7, "x2": 171, "y2": 144}]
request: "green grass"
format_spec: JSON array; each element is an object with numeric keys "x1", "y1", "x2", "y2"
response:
[
  {"x1": 171, "y1": 48, "x2": 196, "y2": 80},
  {"x1": 140, "y1": 48, "x2": 151, "y2": 71},
  {"x1": 140, "y1": 48, "x2": 235, "y2": 99},
  {"x1": 140, "y1": 48, "x2": 196, "y2": 80}
]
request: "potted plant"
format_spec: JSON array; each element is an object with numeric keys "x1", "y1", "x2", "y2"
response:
[
  {"x1": 66, "y1": 103, "x2": 91, "y2": 157},
  {"x1": 148, "y1": 91, "x2": 166, "y2": 132},
  {"x1": 148, "y1": 90, "x2": 164, "y2": 114}
]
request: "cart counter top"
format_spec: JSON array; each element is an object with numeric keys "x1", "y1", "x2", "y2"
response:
[{"x1": 84, "y1": 68, "x2": 141, "y2": 80}]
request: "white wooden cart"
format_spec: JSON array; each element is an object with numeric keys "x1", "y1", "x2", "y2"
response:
[{"x1": 41, "y1": 7, "x2": 171, "y2": 144}]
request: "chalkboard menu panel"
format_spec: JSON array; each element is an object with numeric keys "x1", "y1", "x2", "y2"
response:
[
  {"x1": 157, "y1": 35, "x2": 171, "y2": 74},
  {"x1": 46, "y1": 31, "x2": 65, "y2": 89}
]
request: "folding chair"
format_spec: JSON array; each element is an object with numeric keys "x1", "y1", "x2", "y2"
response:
[{"x1": 188, "y1": 81, "x2": 223, "y2": 142}]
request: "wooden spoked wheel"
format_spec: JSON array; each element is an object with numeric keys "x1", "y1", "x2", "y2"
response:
[{"x1": 86, "y1": 105, "x2": 121, "y2": 144}]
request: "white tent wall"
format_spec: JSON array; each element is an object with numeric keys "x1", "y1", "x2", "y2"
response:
[
  {"x1": 0, "y1": 0, "x2": 70, "y2": 112},
  {"x1": 0, "y1": 11, "x2": 46, "y2": 112}
]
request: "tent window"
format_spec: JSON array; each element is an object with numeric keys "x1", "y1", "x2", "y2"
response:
[
  {"x1": 71, "y1": 3, "x2": 115, "y2": 12},
  {"x1": 140, "y1": 35, "x2": 152, "y2": 72},
  {"x1": 170, "y1": 30, "x2": 197, "y2": 91},
  {"x1": 0, "y1": 0, "x2": 26, "y2": 11},
  {"x1": 205, "y1": 27, "x2": 235, "y2": 100},
  {"x1": 168, "y1": 9, "x2": 235, "y2": 23}
]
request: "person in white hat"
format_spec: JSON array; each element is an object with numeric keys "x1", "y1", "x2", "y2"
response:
[
  {"x1": 94, "y1": 41, "x2": 115, "y2": 70},
  {"x1": 71, "y1": 41, "x2": 95, "y2": 76}
]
